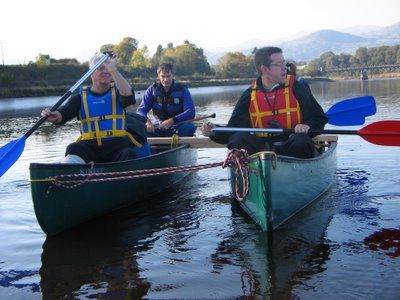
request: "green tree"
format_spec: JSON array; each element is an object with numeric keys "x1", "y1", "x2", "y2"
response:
[
  {"x1": 397, "y1": 47, "x2": 400, "y2": 64},
  {"x1": 36, "y1": 53, "x2": 51, "y2": 65},
  {"x1": 354, "y1": 47, "x2": 369, "y2": 66},
  {"x1": 216, "y1": 52, "x2": 253, "y2": 78},
  {"x1": 384, "y1": 45, "x2": 398, "y2": 64},
  {"x1": 114, "y1": 37, "x2": 138, "y2": 65},
  {"x1": 152, "y1": 44, "x2": 164, "y2": 68},
  {"x1": 368, "y1": 46, "x2": 385, "y2": 65},
  {"x1": 100, "y1": 44, "x2": 115, "y2": 53},
  {"x1": 338, "y1": 53, "x2": 351, "y2": 68},
  {"x1": 319, "y1": 52, "x2": 339, "y2": 69},
  {"x1": 158, "y1": 41, "x2": 211, "y2": 76},
  {"x1": 130, "y1": 46, "x2": 152, "y2": 71},
  {"x1": 349, "y1": 56, "x2": 360, "y2": 66}
]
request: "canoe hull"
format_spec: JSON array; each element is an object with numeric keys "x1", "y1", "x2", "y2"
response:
[
  {"x1": 30, "y1": 145, "x2": 197, "y2": 236},
  {"x1": 229, "y1": 142, "x2": 337, "y2": 231}
]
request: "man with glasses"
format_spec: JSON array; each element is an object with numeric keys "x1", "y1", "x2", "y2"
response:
[
  {"x1": 41, "y1": 52, "x2": 150, "y2": 163},
  {"x1": 202, "y1": 46, "x2": 327, "y2": 158}
]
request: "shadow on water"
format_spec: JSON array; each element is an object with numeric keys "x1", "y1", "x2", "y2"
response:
[
  {"x1": 39, "y1": 172, "x2": 207, "y2": 299},
  {"x1": 40, "y1": 213, "x2": 151, "y2": 298}
]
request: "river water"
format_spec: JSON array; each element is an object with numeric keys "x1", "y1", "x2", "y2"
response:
[{"x1": 0, "y1": 79, "x2": 399, "y2": 299}]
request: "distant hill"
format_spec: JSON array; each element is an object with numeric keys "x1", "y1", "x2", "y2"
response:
[
  {"x1": 341, "y1": 25, "x2": 382, "y2": 35},
  {"x1": 280, "y1": 30, "x2": 373, "y2": 61},
  {"x1": 362, "y1": 21, "x2": 400, "y2": 39},
  {"x1": 204, "y1": 21, "x2": 400, "y2": 64}
]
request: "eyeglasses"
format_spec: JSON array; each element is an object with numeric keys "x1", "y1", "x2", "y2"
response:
[{"x1": 269, "y1": 61, "x2": 287, "y2": 68}]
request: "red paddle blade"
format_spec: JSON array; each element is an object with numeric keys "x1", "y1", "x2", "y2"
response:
[{"x1": 358, "y1": 120, "x2": 400, "y2": 146}]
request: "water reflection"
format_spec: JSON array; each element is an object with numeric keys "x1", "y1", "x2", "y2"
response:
[
  {"x1": 39, "y1": 173, "x2": 212, "y2": 299},
  {"x1": 40, "y1": 230, "x2": 150, "y2": 299},
  {"x1": 210, "y1": 194, "x2": 336, "y2": 298},
  {"x1": 39, "y1": 188, "x2": 178, "y2": 299}
]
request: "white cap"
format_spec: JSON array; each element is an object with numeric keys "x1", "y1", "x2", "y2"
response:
[{"x1": 89, "y1": 52, "x2": 105, "y2": 68}]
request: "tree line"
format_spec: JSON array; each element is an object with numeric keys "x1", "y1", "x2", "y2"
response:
[
  {"x1": 303, "y1": 45, "x2": 400, "y2": 76},
  {"x1": 1, "y1": 37, "x2": 400, "y2": 90}
]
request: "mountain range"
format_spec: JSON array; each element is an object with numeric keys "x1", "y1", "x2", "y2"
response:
[{"x1": 205, "y1": 21, "x2": 400, "y2": 64}]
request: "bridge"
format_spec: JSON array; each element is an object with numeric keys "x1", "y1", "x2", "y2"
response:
[{"x1": 320, "y1": 64, "x2": 400, "y2": 80}]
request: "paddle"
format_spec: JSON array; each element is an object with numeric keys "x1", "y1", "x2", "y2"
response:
[
  {"x1": 325, "y1": 96, "x2": 376, "y2": 125},
  {"x1": 200, "y1": 96, "x2": 376, "y2": 128},
  {"x1": 0, "y1": 53, "x2": 110, "y2": 177},
  {"x1": 212, "y1": 120, "x2": 400, "y2": 146},
  {"x1": 175, "y1": 113, "x2": 216, "y2": 125},
  {"x1": 148, "y1": 136, "x2": 224, "y2": 148}
]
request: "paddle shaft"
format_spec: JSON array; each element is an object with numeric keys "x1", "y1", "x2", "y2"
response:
[
  {"x1": 24, "y1": 53, "x2": 110, "y2": 138},
  {"x1": 148, "y1": 136, "x2": 225, "y2": 148},
  {"x1": 175, "y1": 113, "x2": 216, "y2": 126},
  {"x1": 213, "y1": 127, "x2": 358, "y2": 135},
  {"x1": 212, "y1": 121, "x2": 400, "y2": 146}
]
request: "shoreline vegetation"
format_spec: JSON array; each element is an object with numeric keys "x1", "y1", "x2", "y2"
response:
[
  {"x1": 2, "y1": 42, "x2": 399, "y2": 99},
  {"x1": 1, "y1": 73, "x2": 399, "y2": 99}
]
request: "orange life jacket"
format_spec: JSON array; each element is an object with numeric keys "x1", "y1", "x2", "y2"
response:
[{"x1": 249, "y1": 75, "x2": 302, "y2": 136}]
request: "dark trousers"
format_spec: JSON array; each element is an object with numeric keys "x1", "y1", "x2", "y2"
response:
[
  {"x1": 147, "y1": 122, "x2": 196, "y2": 137},
  {"x1": 66, "y1": 137, "x2": 138, "y2": 163},
  {"x1": 227, "y1": 132, "x2": 315, "y2": 158}
]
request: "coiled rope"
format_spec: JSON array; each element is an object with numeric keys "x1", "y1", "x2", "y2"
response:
[{"x1": 222, "y1": 149, "x2": 251, "y2": 201}]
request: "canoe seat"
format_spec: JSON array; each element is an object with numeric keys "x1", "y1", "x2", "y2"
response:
[
  {"x1": 313, "y1": 135, "x2": 338, "y2": 143},
  {"x1": 313, "y1": 135, "x2": 338, "y2": 154}
]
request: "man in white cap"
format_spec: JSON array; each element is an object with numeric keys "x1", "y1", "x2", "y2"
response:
[{"x1": 41, "y1": 52, "x2": 150, "y2": 163}]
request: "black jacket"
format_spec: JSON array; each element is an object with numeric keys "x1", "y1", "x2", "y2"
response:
[{"x1": 211, "y1": 77, "x2": 328, "y2": 144}]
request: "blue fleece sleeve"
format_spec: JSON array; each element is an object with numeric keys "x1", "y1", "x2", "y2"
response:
[{"x1": 136, "y1": 86, "x2": 154, "y2": 118}]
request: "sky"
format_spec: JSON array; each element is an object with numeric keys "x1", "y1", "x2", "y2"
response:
[{"x1": 1, "y1": 0, "x2": 399, "y2": 65}]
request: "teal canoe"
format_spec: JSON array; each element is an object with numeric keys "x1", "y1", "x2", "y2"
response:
[
  {"x1": 229, "y1": 136, "x2": 338, "y2": 231},
  {"x1": 30, "y1": 144, "x2": 197, "y2": 236}
]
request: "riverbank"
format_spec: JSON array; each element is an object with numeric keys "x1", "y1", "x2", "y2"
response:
[
  {"x1": 1, "y1": 73, "x2": 399, "y2": 99},
  {"x1": 0, "y1": 78, "x2": 254, "y2": 99},
  {"x1": 0, "y1": 77, "x2": 335, "y2": 99},
  {"x1": 328, "y1": 72, "x2": 400, "y2": 81}
]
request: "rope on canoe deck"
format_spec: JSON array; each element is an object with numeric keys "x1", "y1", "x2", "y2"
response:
[
  {"x1": 47, "y1": 149, "x2": 251, "y2": 196},
  {"x1": 222, "y1": 149, "x2": 251, "y2": 201}
]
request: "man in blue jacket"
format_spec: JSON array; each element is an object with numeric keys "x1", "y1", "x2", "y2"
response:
[{"x1": 136, "y1": 63, "x2": 196, "y2": 137}]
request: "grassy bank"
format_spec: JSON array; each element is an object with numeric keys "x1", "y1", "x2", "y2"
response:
[
  {"x1": 1, "y1": 74, "x2": 399, "y2": 99},
  {"x1": 0, "y1": 78, "x2": 254, "y2": 99}
]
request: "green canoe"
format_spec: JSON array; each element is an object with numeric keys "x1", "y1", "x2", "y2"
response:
[
  {"x1": 229, "y1": 136, "x2": 338, "y2": 231},
  {"x1": 30, "y1": 144, "x2": 197, "y2": 236}
]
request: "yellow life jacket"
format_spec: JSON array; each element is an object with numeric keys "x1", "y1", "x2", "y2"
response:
[
  {"x1": 78, "y1": 83, "x2": 141, "y2": 147},
  {"x1": 249, "y1": 75, "x2": 302, "y2": 137}
]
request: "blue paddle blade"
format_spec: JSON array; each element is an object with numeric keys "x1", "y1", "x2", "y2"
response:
[
  {"x1": 326, "y1": 96, "x2": 376, "y2": 126},
  {"x1": 0, "y1": 136, "x2": 26, "y2": 177}
]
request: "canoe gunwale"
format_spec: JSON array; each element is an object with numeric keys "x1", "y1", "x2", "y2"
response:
[
  {"x1": 255, "y1": 141, "x2": 337, "y2": 163},
  {"x1": 29, "y1": 144, "x2": 189, "y2": 171}
]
